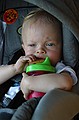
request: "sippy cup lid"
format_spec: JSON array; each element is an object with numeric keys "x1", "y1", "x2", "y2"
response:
[{"x1": 26, "y1": 57, "x2": 56, "y2": 73}]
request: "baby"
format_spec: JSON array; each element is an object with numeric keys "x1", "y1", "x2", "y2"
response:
[{"x1": 0, "y1": 9, "x2": 77, "y2": 120}]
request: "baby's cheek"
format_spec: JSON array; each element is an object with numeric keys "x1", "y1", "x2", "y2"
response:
[
  {"x1": 48, "y1": 53, "x2": 59, "y2": 65},
  {"x1": 25, "y1": 49, "x2": 34, "y2": 56}
]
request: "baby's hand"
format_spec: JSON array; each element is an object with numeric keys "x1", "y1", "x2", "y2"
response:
[
  {"x1": 13, "y1": 55, "x2": 36, "y2": 74},
  {"x1": 20, "y1": 72, "x2": 31, "y2": 99}
]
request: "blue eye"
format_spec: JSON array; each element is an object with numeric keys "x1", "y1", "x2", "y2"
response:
[
  {"x1": 28, "y1": 44, "x2": 36, "y2": 47},
  {"x1": 46, "y1": 43, "x2": 55, "y2": 46}
]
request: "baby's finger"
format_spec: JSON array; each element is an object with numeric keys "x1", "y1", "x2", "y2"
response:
[
  {"x1": 23, "y1": 94, "x2": 27, "y2": 100},
  {"x1": 26, "y1": 55, "x2": 36, "y2": 62},
  {"x1": 22, "y1": 72, "x2": 28, "y2": 78}
]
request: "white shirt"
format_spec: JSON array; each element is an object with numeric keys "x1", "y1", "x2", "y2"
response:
[{"x1": 56, "y1": 62, "x2": 77, "y2": 85}]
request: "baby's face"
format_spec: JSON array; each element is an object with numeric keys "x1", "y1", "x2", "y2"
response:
[{"x1": 22, "y1": 21, "x2": 62, "y2": 66}]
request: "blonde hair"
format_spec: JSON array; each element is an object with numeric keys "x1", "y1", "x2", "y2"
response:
[{"x1": 22, "y1": 8, "x2": 61, "y2": 29}]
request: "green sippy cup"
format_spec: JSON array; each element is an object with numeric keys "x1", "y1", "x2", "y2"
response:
[
  {"x1": 26, "y1": 57, "x2": 56, "y2": 75},
  {"x1": 25, "y1": 57, "x2": 56, "y2": 99}
]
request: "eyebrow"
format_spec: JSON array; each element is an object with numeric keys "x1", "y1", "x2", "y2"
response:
[{"x1": 45, "y1": 37, "x2": 56, "y2": 42}]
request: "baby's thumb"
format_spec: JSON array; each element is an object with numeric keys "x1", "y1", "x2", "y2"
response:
[
  {"x1": 22, "y1": 72, "x2": 28, "y2": 78},
  {"x1": 23, "y1": 94, "x2": 28, "y2": 100}
]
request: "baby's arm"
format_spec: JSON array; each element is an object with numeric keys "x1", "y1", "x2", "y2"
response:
[
  {"x1": 0, "y1": 55, "x2": 35, "y2": 85},
  {"x1": 20, "y1": 71, "x2": 73, "y2": 98},
  {"x1": 0, "y1": 64, "x2": 18, "y2": 84}
]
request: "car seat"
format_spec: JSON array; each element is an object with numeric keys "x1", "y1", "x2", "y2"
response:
[
  {"x1": 22, "y1": 0, "x2": 79, "y2": 120},
  {"x1": 0, "y1": 0, "x2": 79, "y2": 120}
]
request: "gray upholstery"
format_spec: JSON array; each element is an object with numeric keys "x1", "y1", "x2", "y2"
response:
[
  {"x1": 0, "y1": 20, "x2": 4, "y2": 65},
  {"x1": 1, "y1": 3, "x2": 36, "y2": 65},
  {"x1": 0, "y1": 108, "x2": 15, "y2": 120},
  {"x1": 32, "y1": 89, "x2": 79, "y2": 120},
  {"x1": 25, "y1": 0, "x2": 79, "y2": 40},
  {"x1": 3, "y1": 8, "x2": 28, "y2": 64},
  {"x1": 62, "y1": 25, "x2": 79, "y2": 67}
]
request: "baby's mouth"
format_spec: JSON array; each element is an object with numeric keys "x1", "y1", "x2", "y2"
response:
[
  {"x1": 29, "y1": 57, "x2": 45, "y2": 64},
  {"x1": 35, "y1": 56, "x2": 44, "y2": 60}
]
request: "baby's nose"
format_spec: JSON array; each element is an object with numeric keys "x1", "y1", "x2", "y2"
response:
[{"x1": 36, "y1": 49, "x2": 46, "y2": 54}]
